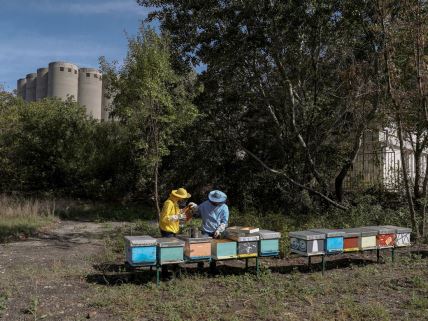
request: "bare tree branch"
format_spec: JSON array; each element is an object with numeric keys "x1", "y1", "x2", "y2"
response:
[{"x1": 241, "y1": 146, "x2": 349, "y2": 210}]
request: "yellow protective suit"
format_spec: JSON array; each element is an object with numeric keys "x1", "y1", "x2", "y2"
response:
[{"x1": 159, "y1": 196, "x2": 181, "y2": 234}]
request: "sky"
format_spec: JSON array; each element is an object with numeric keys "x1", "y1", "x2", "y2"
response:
[{"x1": 0, "y1": 0, "x2": 155, "y2": 91}]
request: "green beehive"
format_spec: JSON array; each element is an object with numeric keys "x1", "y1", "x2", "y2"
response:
[
  {"x1": 258, "y1": 230, "x2": 281, "y2": 257},
  {"x1": 156, "y1": 238, "x2": 185, "y2": 265},
  {"x1": 211, "y1": 239, "x2": 237, "y2": 259}
]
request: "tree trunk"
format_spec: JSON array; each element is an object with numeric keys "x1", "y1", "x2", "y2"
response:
[
  {"x1": 414, "y1": 146, "x2": 422, "y2": 199},
  {"x1": 154, "y1": 160, "x2": 161, "y2": 221},
  {"x1": 335, "y1": 135, "x2": 362, "y2": 202},
  {"x1": 396, "y1": 115, "x2": 420, "y2": 239}
]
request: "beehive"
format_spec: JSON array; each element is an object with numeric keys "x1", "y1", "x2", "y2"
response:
[
  {"x1": 156, "y1": 238, "x2": 185, "y2": 265},
  {"x1": 382, "y1": 226, "x2": 412, "y2": 247},
  {"x1": 289, "y1": 230, "x2": 325, "y2": 256},
  {"x1": 177, "y1": 235, "x2": 212, "y2": 260},
  {"x1": 258, "y1": 230, "x2": 281, "y2": 257},
  {"x1": 342, "y1": 227, "x2": 377, "y2": 250},
  {"x1": 363, "y1": 226, "x2": 396, "y2": 249},
  {"x1": 310, "y1": 229, "x2": 345, "y2": 254},
  {"x1": 124, "y1": 236, "x2": 157, "y2": 267},
  {"x1": 211, "y1": 239, "x2": 237, "y2": 259},
  {"x1": 341, "y1": 229, "x2": 360, "y2": 252}
]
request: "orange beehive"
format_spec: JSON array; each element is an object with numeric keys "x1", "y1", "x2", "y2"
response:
[
  {"x1": 185, "y1": 242, "x2": 211, "y2": 258},
  {"x1": 177, "y1": 235, "x2": 212, "y2": 260}
]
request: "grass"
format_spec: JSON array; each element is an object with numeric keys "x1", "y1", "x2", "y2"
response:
[
  {"x1": 0, "y1": 194, "x2": 57, "y2": 242},
  {"x1": 84, "y1": 252, "x2": 428, "y2": 321}
]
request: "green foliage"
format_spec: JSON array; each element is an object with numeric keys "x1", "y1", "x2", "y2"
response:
[
  {"x1": 0, "y1": 98, "x2": 137, "y2": 198},
  {"x1": 100, "y1": 28, "x2": 199, "y2": 200}
]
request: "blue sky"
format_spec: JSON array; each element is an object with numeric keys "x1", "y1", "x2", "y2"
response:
[{"x1": 0, "y1": 0, "x2": 155, "y2": 91}]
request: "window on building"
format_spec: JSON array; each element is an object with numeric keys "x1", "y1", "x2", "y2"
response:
[
  {"x1": 94, "y1": 74, "x2": 98, "y2": 78},
  {"x1": 60, "y1": 67, "x2": 64, "y2": 71},
  {"x1": 74, "y1": 70, "x2": 77, "y2": 74},
  {"x1": 86, "y1": 73, "x2": 90, "y2": 77},
  {"x1": 68, "y1": 68, "x2": 71, "y2": 72}
]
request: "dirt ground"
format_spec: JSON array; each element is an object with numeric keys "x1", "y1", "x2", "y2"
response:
[
  {"x1": 0, "y1": 221, "x2": 129, "y2": 320},
  {"x1": 1, "y1": 221, "x2": 427, "y2": 321}
]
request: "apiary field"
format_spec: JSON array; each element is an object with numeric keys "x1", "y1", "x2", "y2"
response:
[{"x1": 1, "y1": 219, "x2": 428, "y2": 321}]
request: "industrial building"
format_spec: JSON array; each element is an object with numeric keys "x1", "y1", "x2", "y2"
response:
[{"x1": 16, "y1": 61, "x2": 111, "y2": 121}]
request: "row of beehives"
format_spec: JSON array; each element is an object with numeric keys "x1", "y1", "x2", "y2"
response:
[
  {"x1": 125, "y1": 229, "x2": 281, "y2": 267},
  {"x1": 289, "y1": 225, "x2": 412, "y2": 257}
]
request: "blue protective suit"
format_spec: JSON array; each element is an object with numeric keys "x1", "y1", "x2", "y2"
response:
[{"x1": 196, "y1": 200, "x2": 229, "y2": 234}]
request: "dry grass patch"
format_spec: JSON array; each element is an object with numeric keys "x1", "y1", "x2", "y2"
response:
[{"x1": 0, "y1": 194, "x2": 57, "y2": 241}]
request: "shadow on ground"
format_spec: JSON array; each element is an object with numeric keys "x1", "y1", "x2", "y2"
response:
[{"x1": 86, "y1": 255, "x2": 383, "y2": 287}]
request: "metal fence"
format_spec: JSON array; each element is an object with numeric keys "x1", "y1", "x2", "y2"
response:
[{"x1": 345, "y1": 151, "x2": 401, "y2": 191}]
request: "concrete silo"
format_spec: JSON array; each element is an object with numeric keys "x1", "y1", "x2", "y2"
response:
[
  {"x1": 17, "y1": 78, "x2": 27, "y2": 100},
  {"x1": 36, "y1": 67, "x2": 48, "y2": 100},
  {"x1": 47, "y1": 61, "x2": 78, "y2": 101},
  {"x1": 25, "y1": 73, "x2": 37, "y2": 102},
  {"x1": 78, "y1": 68, "x2": 102, "y2": 120}
]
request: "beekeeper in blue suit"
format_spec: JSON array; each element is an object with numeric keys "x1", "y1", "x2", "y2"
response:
[{"x1": 189, "y1": 190, "x2": 229, "y2": 238}]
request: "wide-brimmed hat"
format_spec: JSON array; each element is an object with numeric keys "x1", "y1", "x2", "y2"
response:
[
  {"x1": 208, "y1": 190, "x2": 227, "y2": 203},
  {"x1": 171, "y1": 187, "x2": 191, "y2": 199}
]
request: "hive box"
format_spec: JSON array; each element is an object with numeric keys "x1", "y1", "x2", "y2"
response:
[
  {"x1": 124, "y1": 236, "x2": 157, "y2": 267},
  {"x1": 258, "y1": 230, "x2": 281, "y2": 257},
  {"x1": 309, "y1": 229, "x2": 345, "y2": 254},
  {"x1": 341, "y1": 229, "x2": 360, "y2": 252},
  {"x1": 177, "y1": 235, "x2": 212, "y2": 261},
  {"x1": 362, "y1": 226, "x2": 396, "y2": 249},
  {"x1": 211, "y1": 239, "x2": 237, "y2": 259},
  {"x1": 226, "y1": 233, "x2": 259, "y2": 258},
  {"x1": 382, "y1": 226, "x2": 412, "y2": 247},
  {"x1": 342, "y1": 227, "x2": 377, "y2": 251},
  {"x1": 156, "y1": 238, "x2": 185, "y2": 265},
  {"x1": 289, "y1": 230, "x2": 325, "y2": 256}
]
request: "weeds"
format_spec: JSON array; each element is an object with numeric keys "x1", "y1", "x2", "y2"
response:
[{"x1": 0, "y1": 194, "x2": 56, "y2": 241}]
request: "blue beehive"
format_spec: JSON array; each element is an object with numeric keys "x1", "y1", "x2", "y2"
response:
[
  {"x1": 124, "y1": 236, "x2": 157, "y2": 266},
  {"x1": 258, "y1": 230, "x2": 281, "y2": 257},
  {"x1": 309, "y1": 229, "x2": 345, "y2": 254},
  {"x1": 156, "y1": 237, "x2": 185, "y2": 265}
]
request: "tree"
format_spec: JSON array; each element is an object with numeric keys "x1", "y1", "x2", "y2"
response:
[
  {"x1": 139, "y1": 0, "x2": 385, "y2": 209},
  {"x1": 376, "y1": 0, "x2": 428, "y2": 239},
  {"x1": 100, "y1": 28, "x2": 198, "y2": 217}
]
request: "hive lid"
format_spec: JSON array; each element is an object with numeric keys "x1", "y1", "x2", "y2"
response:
[
  {"x1": 288, "y1": 230, "x2": 326, "y2": 240},
  {"x1": 225, "y1": 232, "x2": 259, "y2": 242},
  {"x1": 309, "y1": 229, "x2": 345, "y2": 237},
  {"x1": 177, "y1": 235, "x2": 212, "y2": 243},
  {"x1": 381, "y1": 225, "x2": 412, "y2": 233},
  {"x1": 124, "y1": 235, "x2": 157, "y2": 246},
  {"x1": 341, "y1": 227, "x2": 377, "y2": 237},
  {"x1": 362, "y1": 226, "x2": 396, "y2": 234},
  {"x1": 156, "y1": 237, "x2": 185, "y2": 247},
  {"x1": 258, "y1": 229, "x2": 281, "y2": 239},
  {"x1": 226, "y1": 226, "x2": 259, "y2": 234},
  {"x1": 340, "y1": 228, "x2": 362, "y2": 238},
  {"x1": 212, "y1": 239, "x2": 237, "y2": 244}
]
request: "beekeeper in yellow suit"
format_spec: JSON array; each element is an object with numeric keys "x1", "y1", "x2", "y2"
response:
[{"x1": 159, "y1": 187, "x2": 191, "y2": 237}]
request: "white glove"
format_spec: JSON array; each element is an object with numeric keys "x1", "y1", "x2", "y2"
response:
[
  {"x1": 213, "y1": 230, "x2": 220, "y2": 238},
  {"x1": 188, "y1": 202, "x2": 198, "y2": 210},
  {"x1": 178, "y1": 213, "x2": 186, "y2": 220},
  {"x1": 169, "y1": 215, "x2": 179, "y2": 222},
  {"x1": 217, "y1": 223, "x2": 226, "y2": 233}
]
